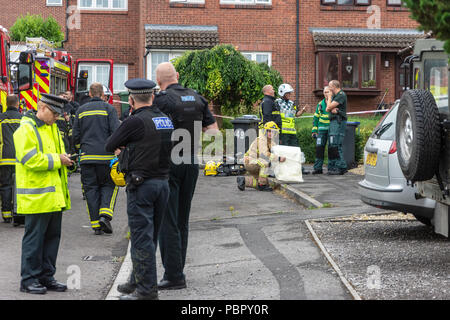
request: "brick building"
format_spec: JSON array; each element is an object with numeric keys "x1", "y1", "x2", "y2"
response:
[{"x1": 0, "y1": 0, "x2": 424, "y2": 114}]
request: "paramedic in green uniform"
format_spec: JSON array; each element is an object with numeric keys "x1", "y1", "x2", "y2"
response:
[
  {"x1": 311, "y1": 86, "x2": 331, "y2": 174},
  {"x1": 326, "y1": 80, "x2": 347, "y2": 175}
]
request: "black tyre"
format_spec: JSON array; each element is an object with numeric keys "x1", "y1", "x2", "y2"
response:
[
  {"x1": 396, "y1": 90, "x2": 441, "y2": 182},
  {"x1": 412, "y1": 214, "x2": 432, "y2": 227}
]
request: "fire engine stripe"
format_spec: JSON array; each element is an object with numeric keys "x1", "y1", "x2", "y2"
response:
[
  {"x1": 35, "y1": 76, "x2": 50, "y2": 94},
  {"x1": 21, "y1": 91, "x2": 35, "y2": 109}
]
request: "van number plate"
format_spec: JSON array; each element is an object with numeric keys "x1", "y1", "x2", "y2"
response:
[{"x1": 366, "y1": 153, "x2": 377, "y2": 166}]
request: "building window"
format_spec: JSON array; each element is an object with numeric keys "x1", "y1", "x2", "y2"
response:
[
  {"x1": 78, "y1": 0, "x2": 127, "y2": 10},
  {"x1": 387, "y1": 0, "x2": 402, "y2": 5},
  {"x1": 242, "y1": 52, "x2": 272, "y2": 66},
  {"x1": 170, "y1": 0, "x2": 205, "y2": 3},
  {"x1": 113, "y1": 64, "x2": 128, "y2": 92},
  {"x1": 318, "y1": 52, "x2": 379, "y2": 90},
  {"x1": 78, "y1": 63, "x2": 111, "y2": 89},
  {"x1": 47, "y1": 0, "x2": 63, "y2": 6},
  {"x1": 147, "y1": 50, "x2": 185, "y2": 82},
  {"x1": 220, "y1": 0, "x2": 272, "y2": 5},
  {"x1": 321, "y1": 0, "x2": 371, "y2": 5}
]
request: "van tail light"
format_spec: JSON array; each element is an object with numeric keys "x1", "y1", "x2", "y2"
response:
[{"x1": 389, "y1": 141, "x2": 397, "y2": 154}]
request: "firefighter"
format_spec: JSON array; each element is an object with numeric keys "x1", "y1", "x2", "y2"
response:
[
  {"x1": 0, "y1": 95, "x2": 22, "y2": 223},
  {"x1": 311, "y1": 86, "x2": 331, "y2": 174},
  {"x1": 56, "y1": 93, "x2": 72, "y2": 155},
  {"x1": 14, "y1": 94, "x2": 72, "y2": 294},
  {"x1": 325, "y1": 80, "x2": 348, "y2": 175},
  {"x1": 105, "y1": 78, "x2": 174, "y2": 300},
  {"x1": 237, "y1": 121, "x2": 286, "y2": 192},
  {"x1": 72, "y1": 83, "x2": 120, "y2": 235}
]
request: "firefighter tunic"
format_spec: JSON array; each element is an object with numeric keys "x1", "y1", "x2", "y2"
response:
[{"x1": 0, "y1": 107, "x2": 22, "y2": 220}]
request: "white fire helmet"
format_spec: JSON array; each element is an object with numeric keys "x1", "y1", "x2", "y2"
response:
[{"x1": 278, "y1": 83, "x2": 294, "y2": 97}]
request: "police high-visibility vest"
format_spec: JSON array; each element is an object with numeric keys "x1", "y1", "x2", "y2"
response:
[
  {"x1": 13, "y1": 114, "x2": 71, "y2": 214},
  {"x1": 276, "y1": 98, "x2": 297, "y2": 135}
]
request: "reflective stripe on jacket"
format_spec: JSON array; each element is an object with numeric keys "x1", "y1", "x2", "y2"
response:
[
  {"x1": 72, "y1": 97, "x2": 120, "y2": 164},
  {"x1": 276, "y1": 98, "x2": 297, "y2": 135},
  {"x1": 0, "y1": 108, "x2": 22, "y2": 166},
  {"x1": 312, "y1": 99, "x2": 330, "y2": 133},
  {"x1": 13, "y1": 113, "x2": 71, "y2": 214}
]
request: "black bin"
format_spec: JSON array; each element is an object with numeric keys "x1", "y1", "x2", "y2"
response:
[
  {"x1": 343, "y1": 121, "x2": 360, "y2": 169},
  {"x1": 230, "y1": 115, "x2": 260, "y2": 163}
]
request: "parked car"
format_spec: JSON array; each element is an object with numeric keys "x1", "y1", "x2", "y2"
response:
[{"x1": 358, "y1": 100, "x2": 436, "y2": 225}]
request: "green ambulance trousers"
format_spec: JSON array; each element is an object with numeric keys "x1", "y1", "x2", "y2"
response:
[
  {"x1": 313, "y1": 131, "x2": 329, "y2": 171},
  {"x1": 327, "y1": 120, "x2": 347, "y2": 171}
]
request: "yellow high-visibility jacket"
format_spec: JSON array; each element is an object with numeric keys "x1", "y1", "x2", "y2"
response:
[{"x1": 13, "y1": 112, "x2": 71, "y2": 214}]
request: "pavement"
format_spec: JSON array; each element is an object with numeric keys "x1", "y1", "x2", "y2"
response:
[
  {"x1": 2, "y1": 165, "x2": 447, "y2": 301},
  {"x1": 107, "y1": 165, "x2": 387, "y2": 300},
  {"x1": 0, "y1": 173, "x2": 129, "y2": 300}
]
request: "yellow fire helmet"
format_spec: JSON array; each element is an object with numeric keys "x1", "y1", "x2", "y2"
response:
[
  {"x1": 110, "y1": 158, "x2": 126, "y2": 187},
  {"x1": 204, "y1": 160, "x2": 222, "y2": 176},
  {"x1": 264, "y1": 121, "x2": 280, "y2": 132}
]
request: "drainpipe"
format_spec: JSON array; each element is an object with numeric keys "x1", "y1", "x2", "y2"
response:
[
  {"x1": 144, "y1": 47, "x2": 150, "y2": 79},
  {"x1": 61, "y1": 0, "x2": 70, "y2": 48},
  {"x1": 295, "y1": 0, "x2": 300, "y2": 107}
]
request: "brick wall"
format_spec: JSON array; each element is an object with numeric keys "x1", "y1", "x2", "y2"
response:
[
  {"x1": 0, "y1": 0, "x2": 420, "y2": 114},
  {"x1": 0, "y1": 0, "x2": 66, "y2": 30},
  {"x1": 143, "y1": 0, "x2": 297, "y2": 105}
]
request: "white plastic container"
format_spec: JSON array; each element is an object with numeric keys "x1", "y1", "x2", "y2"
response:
[{"x1": 271, "y1": 145, "x2": 304, "y2": 183}]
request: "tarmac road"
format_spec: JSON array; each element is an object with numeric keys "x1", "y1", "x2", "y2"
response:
[{"x1": 0, "y1": 172, "x2": 129, "y2": 300}]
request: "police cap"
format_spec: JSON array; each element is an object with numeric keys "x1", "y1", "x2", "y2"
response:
[
  {"x1": 124, "y1": 78, "x2": 157, "y2": 95},
  {"x1": 40, "y1": 93, "x2": 68, "y2": 115}
]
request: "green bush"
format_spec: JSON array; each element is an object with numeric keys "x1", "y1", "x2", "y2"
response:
[{"x1": 10, "y1": 14, "x2": 64, "y2": 46}]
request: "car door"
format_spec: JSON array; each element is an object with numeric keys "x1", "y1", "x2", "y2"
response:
[{"x1": 364, "y1": 103, "x2": 398, "y2": 187}]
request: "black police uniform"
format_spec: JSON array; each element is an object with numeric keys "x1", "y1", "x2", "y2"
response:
[
  {"x1": 153, "y1": 83, "x2": 216, "y2": 287},
  {"x1": 0, "y1": 105, "x2": 22, "y2": 222},
  {"x1": 72, "y1": 96, "x2": 120, "y2": 233},
  {"x1": 105, "y1": 79, "x2": 173, "y2": 300}
]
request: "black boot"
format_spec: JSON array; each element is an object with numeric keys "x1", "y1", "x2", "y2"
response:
[
  {"x1": 117, "y1": 282, "x2": 137, "y2": 294},
  {"x1": 237, "y1": 176, "x2": 245, "y2": 191},
  {"x1": 257, "y1": 184, "x2": 273, "y2": 192},
  {"x1": 99, "y1": 216, "x2": 113, "y2": 234}
]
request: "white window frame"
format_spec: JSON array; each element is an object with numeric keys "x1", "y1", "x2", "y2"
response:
[
  {"x1": 169, "y1": 0, "x2": 205, "y2": 3},
  {"x1": 78, "y1": 0, "x2": 128, "y2": 11},
  {"x1": 220, "y1": 0, "x2": 271, "y2": 4},
  {"x1": 46, "y1": 0, "x2": 63, "y2": 6},
  {"x1": 147, "y1": 49, "x2": 186, "y2": 82},
  {"x1": 78, "y1": 63, "x2": 112, "y2": 89},
  {"x1": 241, "y1": 52, "x2": 272, "y2": 66},
  {"x1": 113, "y1": 64, "x2": 128, "y2": 93}
]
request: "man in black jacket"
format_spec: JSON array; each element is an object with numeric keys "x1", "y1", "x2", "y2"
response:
[
  {"x1": 73, "y1": 83, "x2": 120, "y2": 235},
  {"x1": 153, "y1": 62, "x2": 218, "y2": 291},
  {"x1": 259, "y1": 85, "x2": 281, "y2": 132},
  {"x1": 0, "y1": 95, "x2": 22, "y2": 223},
  {"x1": 105, "y1": 78, "x2": 173, "y2": 300}
]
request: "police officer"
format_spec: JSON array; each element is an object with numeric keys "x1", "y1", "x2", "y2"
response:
[
  {"x1": 14, "y1": 94, "x2": 72, "y2": 294},
  {"x1": 259, "y1": 85, "x2": 281, "y2": 133},
  {"x1": 153, "y1": 62, "x2": 218, "y2": 290},
  {"x1": 326, "y1": 80, "x2": 348, "y2": 175},
  {"x1": 0, "y1": 95, "x2": 22, "y2": 223},
  {"x1": 105, "y1": 78, "x2": 173, "y2": 300},
  {"x1": 73, "y1": 83, "x2": 120, "y2": 235}
]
